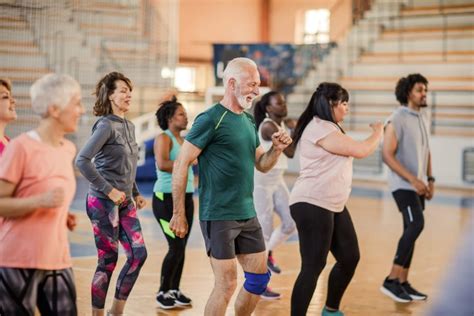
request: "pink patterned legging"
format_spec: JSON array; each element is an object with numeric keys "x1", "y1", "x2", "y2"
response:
[{"x1": 86, "y1": 194, "x2": 148, "y2": 309}]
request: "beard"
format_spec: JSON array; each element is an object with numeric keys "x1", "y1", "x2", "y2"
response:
[{"x1": 236, "y1": 93, "x2": 253, "y2": 110}]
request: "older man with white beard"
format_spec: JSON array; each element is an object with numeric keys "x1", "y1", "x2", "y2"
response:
[{"x1": 170, "y1": 57, "x2": 292, "y2": 316}]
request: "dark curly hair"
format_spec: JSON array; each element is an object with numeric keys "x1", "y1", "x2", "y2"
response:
[
  {"x1": 395, "y1": 74, "x2": 428, "y2": 106},
  {"x1": 93, "y1": 72, "x2": 132, "y2": 116},
  {"x1": 155, "y1": 96, "x2": 182, "y2": 130},
  {"x1": 253, "y1": 91, "x2": 280, "y2": 129},
  {"x1": 292, "y1": 82, "x2": 349, "y2": 146}
]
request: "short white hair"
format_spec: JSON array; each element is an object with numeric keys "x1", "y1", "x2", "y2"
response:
[
  {"x1": 30, "y1": 73, "x2": 81, "y2": 117},
  {"x1": 222, "y1": 57, "x2": 258, "y2": 88}
]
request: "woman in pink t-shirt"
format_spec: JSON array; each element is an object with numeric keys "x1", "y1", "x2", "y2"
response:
[
  {"x1": 0, "y1": 78, "x2": 17, "y2": 155},
  {"x1": 0, "y1": 73, "x2": 85, "y2": 315},
  {"x1": 289, "y1": 83, "x2": 383, "y2": 316}
]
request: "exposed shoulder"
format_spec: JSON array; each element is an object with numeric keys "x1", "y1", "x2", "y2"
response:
[
  {"x1": 260, "y1": 120, "x2": 279, "y2": 139},
  {"x1": 156, "y1": 132, "x2": 171, "y2": 142},
  {"x1": 155, "y1": 132, "x2": 173, "y2": 152},
  {"x1": 284, "y1": 118, "x2": 297, "y2": 129}
]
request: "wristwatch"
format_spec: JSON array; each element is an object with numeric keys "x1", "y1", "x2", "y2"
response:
[{"x1": 427, "y1": 176, "x2": 436, "y2": 183}]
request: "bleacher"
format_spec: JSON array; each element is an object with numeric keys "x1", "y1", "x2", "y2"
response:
[
  {"x1": 0, "y1": 4, "x2": 49, "y2": 135},
  {"x1": 1, "y1": 0, "x2": 176, "y2": 148},
  {"x1": 287, "y1": 0, "x2": 474, "y2": 187}
]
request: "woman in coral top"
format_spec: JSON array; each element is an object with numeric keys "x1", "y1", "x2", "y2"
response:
[
  {"x1": 0, "y1": 73, "x2": 84, "y2": 315},
  {"x1": 0, "y1": 78, "x2": 17, "y2": 155}
]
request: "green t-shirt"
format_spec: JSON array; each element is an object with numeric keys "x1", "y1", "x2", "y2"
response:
[{"x1": 185, "y1": 103, "x2": 260, "y2": 220}]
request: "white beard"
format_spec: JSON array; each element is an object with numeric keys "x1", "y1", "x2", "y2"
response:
[{"x1": 237, "y1": 94, "x2": 253, "y2": 110}]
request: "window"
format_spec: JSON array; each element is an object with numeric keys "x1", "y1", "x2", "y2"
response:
[
  {"x1": 303, "y1": 9, "x2": 330, "y2": 44},
  {"x1": 174, "y1": 67, "x2": 196, "y2": 92}
]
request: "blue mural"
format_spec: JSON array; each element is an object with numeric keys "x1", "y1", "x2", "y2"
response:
[{"x1": 213, "y1": 43, "x2": 336, "y2": 94}]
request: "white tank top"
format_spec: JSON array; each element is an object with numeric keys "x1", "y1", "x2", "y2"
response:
[{"x1": 258, "y1": 117, "x2": 288, "y2": 170}]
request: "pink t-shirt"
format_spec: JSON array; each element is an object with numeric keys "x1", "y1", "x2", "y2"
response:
[
  {"x1": 0, "y1": 136, "x2": 9, "y2": 155},
  {"x1": 0, "y1": 133, "x2": 76, "y2": 269},
  {"x1": 289, "y1": 117, "x2": 353, "y2": 213}
]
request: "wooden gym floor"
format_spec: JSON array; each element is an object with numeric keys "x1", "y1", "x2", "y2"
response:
[{"x1": 69, "y1": 177, "x2": 472, "y2": 315}]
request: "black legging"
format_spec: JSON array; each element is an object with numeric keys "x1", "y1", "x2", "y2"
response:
[
  {"x1": 392, "y1": 189, "x2": 425, "y2": 268},
  {"x1": 152, "y1": 192, "x2": 194, "y2": 292},
  {"x1": 290, "y1": 203, "x2": 360, "y2": 316}
]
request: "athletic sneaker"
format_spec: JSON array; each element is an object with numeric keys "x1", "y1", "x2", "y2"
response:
[
  {"x1": 170, "y1": 289, "x2": 192, "y2": 306},
  {"x1": 260, "y1": 287, "x2": 281, "y2": 300},
  {"x1": 156, "y1": 290, "x2": 176, "y2": 309},
  {"x1": 380, "y1": 277, "x2": 412, "y2": 303},
  {"x1": 401, "y1": 281, "x2": 428, "y2": 300},
  {"x1": 321, "y1": 307, "x2": 344, "y2": 316},
  {"x1": 267, "y1": 254, "x2": 282, "y2": 274}
]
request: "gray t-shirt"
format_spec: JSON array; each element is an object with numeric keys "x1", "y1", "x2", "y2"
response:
[{"x1": 385, "y1": 106, "x2": 430, "y2": 192}]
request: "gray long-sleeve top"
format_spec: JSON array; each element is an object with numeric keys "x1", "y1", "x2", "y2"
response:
[{"x1": 75, "y1": 114, "x2": 140, "y2": 199}]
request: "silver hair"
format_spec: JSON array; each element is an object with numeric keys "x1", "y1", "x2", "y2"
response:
[
  {"x1": 30, "y1": 73, "x2": 81, "y2": 117},
  {"x1": 222, "y1": 57, "x2": 258, "y2": 88}
]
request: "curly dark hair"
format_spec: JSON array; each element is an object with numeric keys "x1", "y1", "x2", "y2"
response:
[
  {"x1": 93, "y1": 72, "x2": 132, "y2": 116},
  {"x1": 395, "y1": 74, "x2": 428, "y2": 105},
  {"x1": 292, "y1": 82, "x2": 349, "y2": 146},
  {"x1": 155, "y1": 96, "x2": 182, "y2": 130}
]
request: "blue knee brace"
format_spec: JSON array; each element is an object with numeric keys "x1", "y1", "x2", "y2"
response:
[{"x1": 243, "y1": 270, "x2": 271, "y2": 295}]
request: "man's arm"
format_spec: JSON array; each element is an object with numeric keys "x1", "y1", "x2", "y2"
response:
[
  {"x1": 426, "y1": 152, "x2": 435, "y2": 200},
  {"x1": 383, "y1": 123, "x2": 428, "y2": 195},
  {"x1": 170, "y1": 140, "x2": 201, "y2": 238},
  {"x1": 255, "y1": 129, "x2": 292, "y2": 173}
]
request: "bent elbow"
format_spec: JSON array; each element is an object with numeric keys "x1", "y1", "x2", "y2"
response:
[
  {"x1": 352, "y1": 152, "x2": 366, "y2": 159},
  {"x1": 382, "y1": 151, "x2": 393, "y2": 165},
  {"x1": 75, "y1": 155, "x2": 85, "y2": 169},
  {"x1": 255, "y1": 165, "x2": 266, "y2": 173},
  {"x1": 352, "y1": 147, "x2": 371, "y2": 159},
  {"x1": 156, "y1": 161, "x2": 166, "y2": 171}
]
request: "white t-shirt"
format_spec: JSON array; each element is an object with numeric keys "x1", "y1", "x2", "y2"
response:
[{"x1": 256, "y1": 118, "x2": 288, "y2": 170}]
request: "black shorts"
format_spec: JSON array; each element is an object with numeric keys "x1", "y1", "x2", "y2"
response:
[
  {"x1": 0, "y1": 267, "x2": 77, "y2": 316},
  {"x1": 200, "y1": 217, "x2": 266, "y2": 259}
]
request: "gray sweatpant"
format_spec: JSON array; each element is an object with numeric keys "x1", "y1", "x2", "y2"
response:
[{"x1": 253, "y1": 168, "x2": 296, "y2": 251}]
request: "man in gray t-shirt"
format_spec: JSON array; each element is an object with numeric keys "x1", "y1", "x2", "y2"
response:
[{"x1": 380, "y1": 74, "x2": 435, "y2": 303}]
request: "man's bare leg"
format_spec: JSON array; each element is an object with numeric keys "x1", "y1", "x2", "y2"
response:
[
  {"x1": 234, "y1": 251, "x2": 267, "y2": 316},
  {"x1": 204, "y1": 257, "x2": 237, "y2": 316}
]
